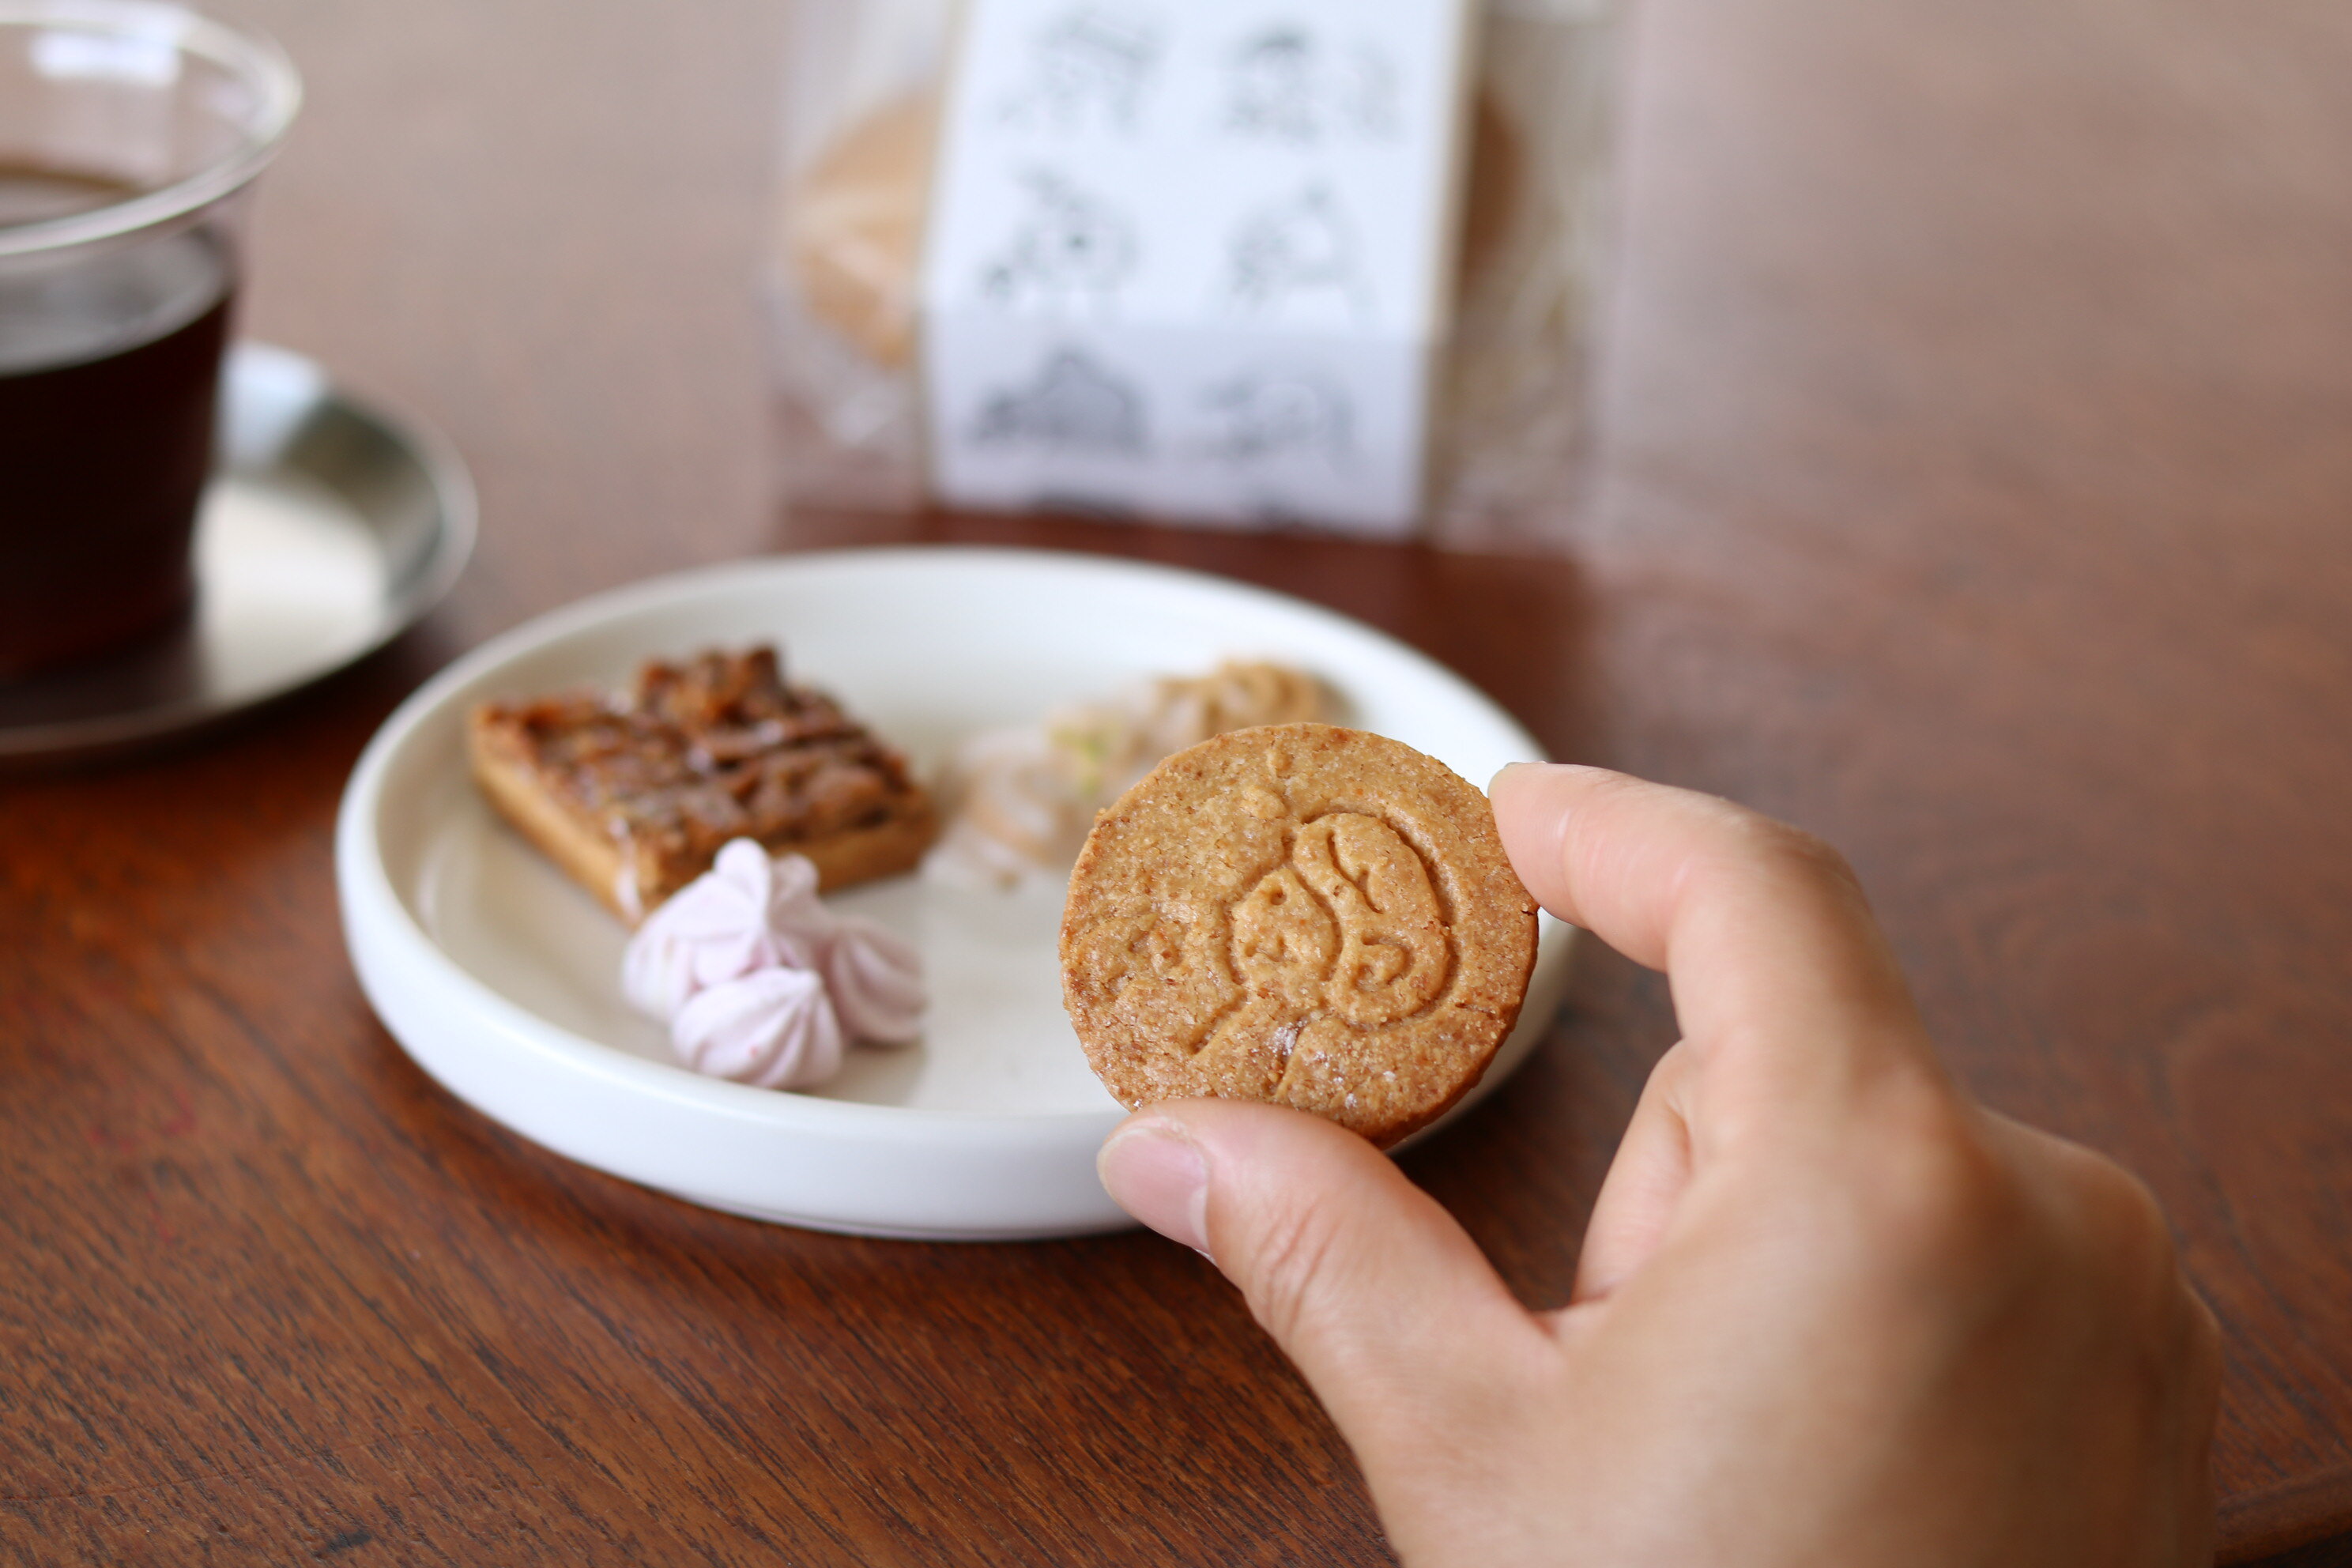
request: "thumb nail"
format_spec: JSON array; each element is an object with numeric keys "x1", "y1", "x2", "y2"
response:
[
  {"x1": 1489, "y1": 760, "x2": 1543, "y2": 793},
  {"x1": 1099, "y1": 1118, "x2": 1211, "y2": 1256}
]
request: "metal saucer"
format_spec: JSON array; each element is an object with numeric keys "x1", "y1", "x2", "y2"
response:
[{"x1": 0, "y1": 342, "x2": 475, "y2": 765}]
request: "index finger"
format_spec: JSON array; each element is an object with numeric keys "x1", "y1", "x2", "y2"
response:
[{"x1": 1487, "y1": 764, "x2": 1947, "y2": 1121}]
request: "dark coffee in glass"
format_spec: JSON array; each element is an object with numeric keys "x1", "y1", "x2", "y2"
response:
[
  {"x1": 0, "y1": 4, "x2": 298, "y2": 679},
  {"x1": 1, "y1": 171, "x2": 235, "y2": 673}
]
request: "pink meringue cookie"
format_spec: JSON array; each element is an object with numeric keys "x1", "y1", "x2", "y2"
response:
[
  {"x1": 823, "y1": 917, "x2": 926, "y2": 1045},
  {"x1": 620, "y1": 838, "x2": 927, "y2": 1090},
  {"x1": 622, "y1": 840, "x2": 834, "y2": 1020},
  {"x1": 669, "y1": 966, "x2": 845, "y2": 1090}
]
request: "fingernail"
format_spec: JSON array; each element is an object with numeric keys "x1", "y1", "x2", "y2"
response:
[
  {"x1": 1489, "y1": 760, "x2": 1542, "y2": 793},
  {"x1": 1099, "y1": 1118, "x2": 1211, "y2": 1255}
]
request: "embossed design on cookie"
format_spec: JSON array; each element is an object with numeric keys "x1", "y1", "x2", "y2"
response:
[
  {"x1": 1293, "y1": 813, "x2": 1451, "y2": 1026},
  {"x1": 1231, "y1": 863, "x2": 1339, "y2": 1011},
  {"x1": 1096, "y1": 905, "x2": 1228, "y2": 1056},
  {"x1": 1193, "y1": 809, "x2": 1453, "y2": 1091}
]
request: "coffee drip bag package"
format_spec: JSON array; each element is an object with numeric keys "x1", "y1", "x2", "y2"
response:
[{"x1": 767, "y1": 0, "x2": 1619, "y2": 548}]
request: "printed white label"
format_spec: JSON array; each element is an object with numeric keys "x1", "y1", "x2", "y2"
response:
[{"x1": 920, "y1": 0, "x2": 1476, "y2": 536}]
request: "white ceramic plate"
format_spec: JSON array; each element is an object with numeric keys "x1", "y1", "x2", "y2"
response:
[{"x1": 336, "y1": 548, "x2": 1574, "y2": 1240}]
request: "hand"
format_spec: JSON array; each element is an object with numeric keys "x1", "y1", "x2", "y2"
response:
[{"x1": 1096, "y1": 765, "x2": 2218, "y2": 1567}]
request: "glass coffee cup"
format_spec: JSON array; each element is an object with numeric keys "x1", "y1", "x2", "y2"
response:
[{"x1": 0, "y1": 0, "x2": 298, "y2": 677}]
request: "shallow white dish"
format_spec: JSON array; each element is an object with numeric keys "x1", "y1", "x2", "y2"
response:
[{"x1": 336, "y1": 548, "x2": 1573, "y2": 1240}]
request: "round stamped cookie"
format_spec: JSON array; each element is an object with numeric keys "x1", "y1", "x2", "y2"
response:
[{"x1": 1060, "y1": 723, "x2": 1539, "y2": 1147}]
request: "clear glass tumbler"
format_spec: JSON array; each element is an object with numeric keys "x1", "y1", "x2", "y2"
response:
[{"x1": 0, "y1": 0, "x2": 298, "y2": 676}]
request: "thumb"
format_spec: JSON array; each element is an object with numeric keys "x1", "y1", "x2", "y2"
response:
[{"x1": 1099, "y1": 1099, "x2": 1541, "y2": 1447}]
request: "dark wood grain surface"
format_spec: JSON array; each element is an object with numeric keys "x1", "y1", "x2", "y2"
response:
[{"x1": 6, "y1": 0, "x2": 2350, "y2": 1562}]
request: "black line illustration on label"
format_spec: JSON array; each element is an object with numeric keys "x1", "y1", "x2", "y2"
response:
[
  {"x1": 999, "y1": 6, "x2": 1162, "y2": 136},
  {"x1": 1223, "y1": 183, "x2": 1374, "y2": 324},
  {"x1": 979, "y1": 170, "x2": 1138, "y2": 312},
  {"x1": 969, "y1": 347, "x2": 1148, "y2": 456},
  {"x1": 1223, "y1": 28, "x2": 1400, "y2": 144},
  {"x1": 1199, "y1": 369, "x2": 1353, "y2": 465}
]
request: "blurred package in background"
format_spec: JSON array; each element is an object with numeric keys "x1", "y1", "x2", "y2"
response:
[{"x1": 767, "y1": 0, "x2": 1620, "y2": 549}]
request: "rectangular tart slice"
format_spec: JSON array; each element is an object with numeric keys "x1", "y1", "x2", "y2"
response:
[{"x1": 468, "y1": 645, "x2": 936, "y2": 922}]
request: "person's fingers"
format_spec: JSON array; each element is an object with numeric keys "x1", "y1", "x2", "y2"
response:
[
  {"x1": 1490, "y1": 764, "x2": 1947, "y2": 1135},
  {"x1": 1099, "y1": 1099, "x2": 1544, "y2": 1445},
  {"x1": 1568, "y1": 1040, "x2": 1695, "y2": 1304}
]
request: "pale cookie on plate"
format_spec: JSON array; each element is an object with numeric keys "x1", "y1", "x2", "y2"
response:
[{"x1": 1060, "y1": 722, "x2": 1539, "y2": 1147}]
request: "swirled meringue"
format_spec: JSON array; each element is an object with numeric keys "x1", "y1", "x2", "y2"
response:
[
  {"x1": 669, "y1": 966, "x2": 845, "y2": 1089},
  {"x1": 622, "y1": 839, "x2": 831, "y2": 1020},
  {"x1": 620, "y1": 839, "x2": 926, "y2": 1089},
  {"x1": 824, "y1": 917, "x2": 926, "y2": 1044}
]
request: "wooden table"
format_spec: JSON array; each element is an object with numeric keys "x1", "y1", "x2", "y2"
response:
[{"x1": 7, "y1": 0, "x2": 2351, "y2": 1561}]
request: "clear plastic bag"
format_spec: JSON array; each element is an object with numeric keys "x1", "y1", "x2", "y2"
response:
[{"x1": 766, "y1": 0, "x2": 1620, "y2": 549}]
